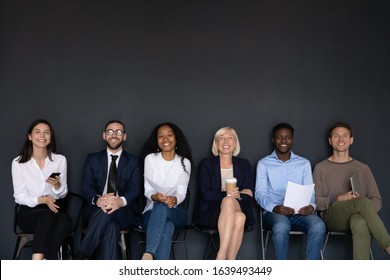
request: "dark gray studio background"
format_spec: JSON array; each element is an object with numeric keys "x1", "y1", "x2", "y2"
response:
[{"x1": 1, "y1": 0, "x2": 389, "y2": 260}]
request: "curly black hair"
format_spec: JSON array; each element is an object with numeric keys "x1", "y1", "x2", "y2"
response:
[{"x1": 141, "y1": 122, "x2": 193, "y2": 173}]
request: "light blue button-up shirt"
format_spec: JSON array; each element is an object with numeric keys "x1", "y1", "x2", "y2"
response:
[{"x1": 255, "y1": 150, "x2": 315, "y2": 213}]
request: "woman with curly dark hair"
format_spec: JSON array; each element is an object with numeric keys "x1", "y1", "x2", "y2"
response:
[{"x1": 140, "y1": 122, "x2": 193, "y2": 260}]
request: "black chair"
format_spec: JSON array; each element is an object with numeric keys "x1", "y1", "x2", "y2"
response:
[
  {"x1": 13, "y1": 192, "x2": 85, "y2": 260},
  {"x1": 80, "y1": 222, "x2": 133, "y2": 260},
  {"x1": 60, "y1": 192, "x2": 85, "y2": 259},
  {"x1": 193, "y1": 221, "x2": 253, "y2": 260},
  {"x1": 118, "y1": 228, "x2": 132, "y2": 260},
  {"x1": 192, "y1": 224, "x2": 219, "y2": 259},
  {"x1": 13, "y1": 204, "x2": 33, "y2": 260},
  {"x1": 133, "y1": 189, "x2": 192, "y2": 259},
  {"x1": 259, "y1": 207, "x2": 308, "y2": 260},
  {"x1": 321, "y1": 230, "x2": 374, "y2": 260}
]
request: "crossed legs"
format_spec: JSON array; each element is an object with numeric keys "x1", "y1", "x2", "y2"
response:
[
  {"x1": 324, "y1": 197, "x2": 390, "y2": 259},
  {"x1": 216, "y1": 197, "x2": 246, "y2": 260}
]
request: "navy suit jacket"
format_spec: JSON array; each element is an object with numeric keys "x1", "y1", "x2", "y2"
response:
[
  {"x1": 197, "y1": 155, "x2": 255, "y2": 226},
  {"x1": 82, "y1": 149, "x2": 142, "y2": 226}
]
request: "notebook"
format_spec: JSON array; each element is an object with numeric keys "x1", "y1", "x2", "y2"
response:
[{"x1": 350, "y1": 173, "x2": 362, "y2": 195}]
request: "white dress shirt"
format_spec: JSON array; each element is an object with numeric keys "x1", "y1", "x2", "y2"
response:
[
  {"x1": 104, "y1": 149, "x2": 127, "y2": 206},
  {"x1": 12, "y1": 153, "x2": 68, "y2": 207}
]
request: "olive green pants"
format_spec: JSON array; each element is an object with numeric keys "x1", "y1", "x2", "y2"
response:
[{"x1": 324, "y1": 197, "x2": 390, "y2": 260}]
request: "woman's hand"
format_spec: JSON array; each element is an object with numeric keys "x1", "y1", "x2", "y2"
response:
[
  {"x1": 152, "y1": 192, "x2": 167, "y2": 202},
  {"x1": 163, "y1": 196, "x2": 177, "y2": 208},
  {"x1": 240, "y1": 188, "x2": 253, "y2": 197},
  {"x1": 46, "y1": 175, "x2": 61, "y2": 190},
  {"x1": 151, "y1": 193, "x2": 177, "y2": 208},
  {"x1": 39, "y1": 195, "x2": 59, "y2": 213},
  {"x1": 229, "y1": 187, "x2": 241, "y2": 199}
]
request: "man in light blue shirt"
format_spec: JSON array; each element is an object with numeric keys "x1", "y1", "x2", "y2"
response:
[{"x1": 255, "y1": 122, "x2": 325, "y2": 259}]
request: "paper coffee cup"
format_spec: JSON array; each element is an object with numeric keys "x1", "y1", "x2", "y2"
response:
[{"x1": 226, "y1": 177, "x2": 237, "y2": 196}]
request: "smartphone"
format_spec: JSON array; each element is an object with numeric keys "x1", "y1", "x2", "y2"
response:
[{"x1": 49, "y1": 172, "x2": 60, "y2": 179}]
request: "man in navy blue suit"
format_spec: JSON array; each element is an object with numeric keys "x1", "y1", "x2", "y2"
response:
[{"x1": 76, "y1": 120, "x2": 142, "y2": 259}]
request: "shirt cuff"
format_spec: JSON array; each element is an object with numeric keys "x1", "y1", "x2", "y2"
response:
[
  {"x1": 329, "y1": 196, "x2": 337, "y2": 205},
  {"x1": 120, "y1": 196, "x2": 127, "y2": 207}
]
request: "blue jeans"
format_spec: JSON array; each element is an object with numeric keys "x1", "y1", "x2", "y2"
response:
[
  {"x1": 263, "y1": 212, "x2": 326, "y2": 260},
  {"x1": 142, "y1": 202, "x2": 187, "y2": 260}
]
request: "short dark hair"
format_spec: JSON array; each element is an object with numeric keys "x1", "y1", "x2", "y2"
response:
[
  {"x1": 104, "y1": 120, "x2": 126, "y2": 132},
  {"x1": 272, "y1": 122, "x2": 294, "y2": 138},
  {"x1": 329, "y1": 121, "x2": 353, "y2": 138}
]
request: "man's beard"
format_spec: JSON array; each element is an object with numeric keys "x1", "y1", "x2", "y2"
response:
[{"x1": 106, "y1": 139, "x2": 123, "y2": 150}]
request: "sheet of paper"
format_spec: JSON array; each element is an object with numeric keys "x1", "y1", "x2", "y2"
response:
[
  {"x1": 283, "y1": 181, "x2": 314, "y2": 214},
  {"x1": 144, "y1": 176, "x2": 176, "y2": 196}
]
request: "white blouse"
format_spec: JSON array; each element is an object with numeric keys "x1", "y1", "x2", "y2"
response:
[
  {"x1": 143, "y1": 152, "x2": 191, "y2": 213},
  {"x1": 12, "y1": 153, "x2": 68, "y2": 207}
]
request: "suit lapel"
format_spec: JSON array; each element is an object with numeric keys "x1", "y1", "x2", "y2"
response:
[{"x1": 99, "y1": 151, "x2": 109, "y2": 194}]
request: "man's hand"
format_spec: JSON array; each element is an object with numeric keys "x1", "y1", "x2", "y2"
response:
[
  {"x1": 298, "y1": 205, "x2": 314, "y2": 216},
  {"x1": 97, "y1": 193, "x2": 123, "y2": 214},
  {"x1": 337, "y1": 191, "x2": 360, "y2": 202},
  {"x1": 273, "y1": 205, "x2": 295, "y2": 215}
]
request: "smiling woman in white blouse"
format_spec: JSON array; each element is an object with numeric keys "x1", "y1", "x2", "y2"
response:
[
  {"x1": 11, "y1": 119, "x2": 72, "y2": 260},
  {"x1": 139, "y1": 122, "x2": 193, "y2": 260}
]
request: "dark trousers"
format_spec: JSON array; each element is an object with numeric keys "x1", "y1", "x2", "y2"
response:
[
  {"x1": 79, "y1": 206, "x2": 134, "y2": 259},
  {"x1": 17, "y1": 201, "x2": 72, "y2": 260}
]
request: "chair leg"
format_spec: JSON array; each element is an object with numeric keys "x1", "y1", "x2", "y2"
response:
[
  {"x1": 183, "y1": 230, "x2": 189, "y2": 260},
  {"x1": 171, "y1": 231, "x2": 179, "y2": 260},
  {"x1": 321, "y1": 232, "x2": 330, "y2": 260},
  {"x1": 136, "y1": 231, "x2": 146, "y2": 259},
  {"x1": 171, "y1": 230, "x2": 189, "y2": 260},
  {"x1": 58, "y1": 245, "x2": 62, "y2": 260},
  {"x1": 14, "y1": 236, "x2": 33, "y2": 260},
  {"x1": 203, "y1": 233, "x2": 218, "y2": 260},
  {"x1": 263, "y1": 231, "x2": 270, "y2": 260},
  {"x1": 13, "y1": 237, "x2": 22, "y2": 260},
  {"x1": 64, "y1": 242, "x2": 73, "y2": 260},
  {"x1": 119, "y1": 233, "x2": 127, "y2": 260},
  {"x1": 203, "y1": 234, "x2": 214, "y2": 260}
]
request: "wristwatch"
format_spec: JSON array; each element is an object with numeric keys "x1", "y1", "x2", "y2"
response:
[{"x1": 92, "y1": 195, "x2": 100, "y2": 205}]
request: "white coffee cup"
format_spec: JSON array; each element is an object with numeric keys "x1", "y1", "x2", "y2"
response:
[{"x1": 225, "y1": 177, "x2": 237, "y2": 196}]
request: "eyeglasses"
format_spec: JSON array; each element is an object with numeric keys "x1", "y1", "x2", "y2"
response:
[{"x1": 105, "y1": 129, "x2": 125, "y2": 136}]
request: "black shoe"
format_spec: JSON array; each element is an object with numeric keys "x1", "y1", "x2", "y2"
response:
[{"x1": 74, "y1": 251, "x2": 89, "y2": 260}]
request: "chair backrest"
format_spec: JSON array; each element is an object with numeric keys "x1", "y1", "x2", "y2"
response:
[
  {"x1": 178, "y1": 188, "x2": 191, "y2": 211},
  {"x1": 259, "y1": 206, "x2": 267, "y2": 231},
  {"x1": 13, "y1": 204, "x2": 28, "y2": 235},
  {"x1": 63, "y1": 192, "x2": 85, "y2": 234}
]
